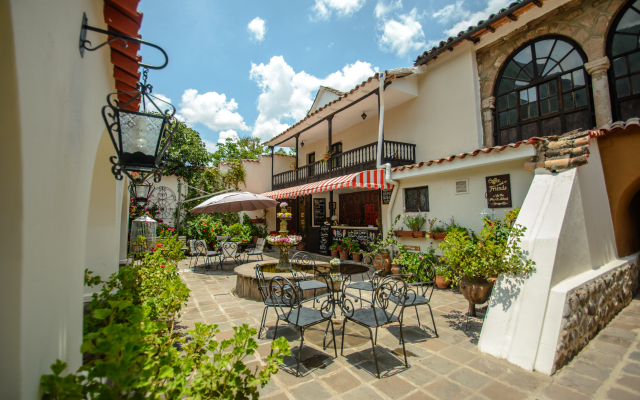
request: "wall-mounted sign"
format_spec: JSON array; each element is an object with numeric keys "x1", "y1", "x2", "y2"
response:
[
  {"x1": 485, "y1": 174, "x2": 512, "y2": 208},
  {"x1": 404, "y1": 245, "x2": 420, "y2": 251},
  {"x1": 313, "y1": 198, "x2": 326, "y2": 225},
  {"x1": 382, "y1": 190, "x2": 392, "y2": 204}
]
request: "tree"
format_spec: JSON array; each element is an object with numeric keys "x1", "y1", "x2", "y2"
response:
[
  {"x1": 274, "y1": 148, "x2": 296, "y2": 157},
  {"x1": 161, "y1": 120, "x2": 214, "y2": 181},
  {"x1": 212, "y1": 135, "x2": 269, "y2": 166}
]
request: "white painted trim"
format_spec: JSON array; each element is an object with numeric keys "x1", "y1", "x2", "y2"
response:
[{"x1": 391, "y1": 145, "x2": 536, "y2": 180}]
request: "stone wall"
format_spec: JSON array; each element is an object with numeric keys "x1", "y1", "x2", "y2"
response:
[
  {"x1": 477, "y1": 0, "x2": 629, "y2": 147},
  {"x1": 552, "y1": 258, "x2": 640, "y2": 373}
]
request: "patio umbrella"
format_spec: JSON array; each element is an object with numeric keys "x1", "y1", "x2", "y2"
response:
[{"x1": 189, "y1": 191, "x2": 278, "y2": 214}]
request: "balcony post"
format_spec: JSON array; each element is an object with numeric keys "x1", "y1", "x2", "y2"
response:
[
  {"x1": 270, "y1": 146, "x2": 274, "y2": 190},
  {"x1": 295, "y1": 134, "x2": 299, "y2": 182}
]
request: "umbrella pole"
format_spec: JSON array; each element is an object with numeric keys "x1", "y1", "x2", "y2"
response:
[{"x1": 175, "y1": 181, "x2": 182, "y2": 235}]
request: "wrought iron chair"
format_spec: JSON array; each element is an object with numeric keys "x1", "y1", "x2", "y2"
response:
[
  {"x1": 193, "y1": 240, "x2": 222, "y2": 270},
  {"x1": 188, "y1": 239, "x2": 199, "y2": 270},
  {"x1": 254, "y1": 264, "x2": 282, "y2": 339},
  {"x1": 220, "y1": 241, "x2": 241, "y2": 266},
  {"x1": 290, "y1": 251, "x2": 326, "y2": 306},
  {"x1": 269, "y1": 275, "x2": 337, "y2": 376},
  {"x1": 343, "y1": 266, "x2": 384, "y2": 308},
  {"x1": 389, "y1": 261, "x2": 438, "y2": 337},
  {"x1": 245, "y1": 238, "x2": 266, "y2": 263},
  {"x1": 341, "y1": 276, "x2": 409, "y2": 379}
]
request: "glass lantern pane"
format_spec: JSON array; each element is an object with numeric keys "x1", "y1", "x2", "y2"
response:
[{"x1": 119, "y1": 111, "x2": 164, "y2": 166}]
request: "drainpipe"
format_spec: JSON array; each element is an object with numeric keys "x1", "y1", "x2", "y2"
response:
[{"x1": 376, "y1": 71, "x2": 399, "y2": 246}]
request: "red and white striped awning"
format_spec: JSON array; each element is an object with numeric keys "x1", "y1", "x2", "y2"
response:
[{"x1": 261, "y1": 169, "x2": 394, "y2": 200}]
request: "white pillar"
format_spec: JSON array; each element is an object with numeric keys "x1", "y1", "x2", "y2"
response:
[{"x1": 584, "y1": 57, "x2": 613, "y2": 127}]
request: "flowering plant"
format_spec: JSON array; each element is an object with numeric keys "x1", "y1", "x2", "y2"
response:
[
  {"x1": 277, "y1": 212, "x2": 292, "y2": 219},
  {"x1": 330, "y1": 258, "x2": 340, "y2": 266},
  {"x1": 330, "y1": 242, "x2": 340, "y2": 251},
  {"x1": 322, "y1": 151, "x2": 332, "y2": 161},
  {"x1": 403, "y1": 212, "x2": 427, "y2": 232},
  {"x1": 427, "y1": 218, "x2": 438, "y2": 232},
  {"x1": 267, "y1": 235, "x2": 302, "y2": 245},
  {"x1": 280, "y1": 202, "x2": 288, "y2": 207}
]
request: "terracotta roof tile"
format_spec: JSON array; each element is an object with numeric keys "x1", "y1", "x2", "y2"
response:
[
  {"x1": 264, "y1": 74, "x2": 380, "y2": 146},
  {"x1": 588, "y1": 117, "x2": 640, "y2": 137},
  {"x1": 104, "y1": 0, "x2": 143, "y2": 111},
  {"x1": 414, "y1": 0, "x2": 543, "y2": 66},
  {"x1": 524, "y1": 130, "x2": 591, "y2": 172},
  {"x1": 320, "y1": 86, "x2": 345, "y2": 96},
  {"x1": 391, "y1": 138, "x2": 541, "y2": 172}
]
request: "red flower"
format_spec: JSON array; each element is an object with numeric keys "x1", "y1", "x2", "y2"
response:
[
  {"x1": 156, "y1": 243, "x2": 162, "y2": 248},
  {"x1": 160, "y1": 264, "x2": 165, "y2": 268}
]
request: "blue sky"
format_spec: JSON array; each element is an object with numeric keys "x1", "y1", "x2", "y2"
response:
[{"x1": 138, "y1": 0, "x2": 510, "y2": 151}]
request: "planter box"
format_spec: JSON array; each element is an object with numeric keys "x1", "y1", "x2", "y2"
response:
[
  {"x1": 249, "y1": 219, "x2": 265, "y2": 223},
  {"x1": 394, "y1": 230, "x2": 428, "y2": 238},
  {"x1": 432, "y1": 232, "x2": 447, "y2": 240}
]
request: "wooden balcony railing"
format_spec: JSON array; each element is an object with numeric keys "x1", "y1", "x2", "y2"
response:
[{"x1": 272, "y1": 140, "x2": 416, "y2": 190}]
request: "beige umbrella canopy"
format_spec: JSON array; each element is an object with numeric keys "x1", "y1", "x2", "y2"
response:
[{"x1": 189, "y1": 192, "x2": 277, "y2": 214}]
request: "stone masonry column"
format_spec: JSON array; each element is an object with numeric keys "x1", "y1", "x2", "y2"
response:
[
  {"x1": 584, "y1": 56, "x2": 613, "y2": 127},
  {"x1": 482, "y1": 96, "x2": 495, "y2": 147}
]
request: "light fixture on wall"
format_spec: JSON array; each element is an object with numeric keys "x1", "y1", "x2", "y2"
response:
[
  {"x1": 130, "y1": 181, "x2": 155, "y2": 208},
  {"x1": 361, "y1": 112, "x2": 367, "y2": 120},
  {"x1": 301, "y1": 141, "x2": 305, "y2": 147},
  {"x1": 79, "y1": 13, "x2": 177, "y2": 184}
]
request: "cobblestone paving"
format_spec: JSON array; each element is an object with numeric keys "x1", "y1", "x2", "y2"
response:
[{"x1": 176, "y1": 252, "x2": 640, "y2": 400}]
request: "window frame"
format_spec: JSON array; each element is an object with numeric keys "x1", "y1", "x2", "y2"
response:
[
  {"x1": 493, "y1": 35, "x2": 594, "y2": 145},
  {"x1": 331, "y1": 142, "x2": 343, "y2": 169},
  {"x1": 308, "y1": 152, "x2": 315, "y2": 164},
  {"x1": 606, "y1": 0, "x2": 640, "y2": 121},
  {"x1": 404, "y1": 186, "x2": 429, "y2": 212}
]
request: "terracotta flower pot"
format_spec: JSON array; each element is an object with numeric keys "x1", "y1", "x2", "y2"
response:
[
  {"x1": 435, "y1": 275, "x2": 451, "y2": 289},
  {"x1": 373, "y1": 253, "x2": 392, "y2": 271},
  {"x1": 340, "y1": 250, "x2": 350, "y2": 261},
  {"x1": 391, "y1": 264, "x2": 402, "y2": 275},
  {"x1": 297, "y1": 244, "x2": 306, "y2": 251},
  {"x1": 353, "y1": 253, "x2": 362, "y2": 262},
  {"x1": 459, "y1": 277, "x2": 494, "y2": 317},
  {"x1": 331, "y1": 250, "x2": 339, "y2": 257}
]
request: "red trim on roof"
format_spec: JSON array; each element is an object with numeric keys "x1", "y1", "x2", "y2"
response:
[
  {"x1": 104, "y1": 0, "x2": 143, "y2": 111},
  {"x1": 392, "y1": 138, "x2": 541, "y2": 172}
]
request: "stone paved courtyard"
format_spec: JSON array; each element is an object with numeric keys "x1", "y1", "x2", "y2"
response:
[{"x1": 175, "y1": 252, "x2": 640, "y2": 400}]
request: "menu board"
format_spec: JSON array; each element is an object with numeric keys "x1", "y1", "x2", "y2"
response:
[
  {"x1": 319, "y1": 224, "x2": 331, "y2": 255},
  {"x1": 485, "y1": 174, "x2": 512, "y2": 208},
  {"x1": 333, "y1": 228, "x2": 378, "y2": 245},
  {"x1": 382, "y1": 190, "x2": 393, "y2": 204},
  {"x1": 313, "y1": 198, "x2": 326, "y2": 226}
]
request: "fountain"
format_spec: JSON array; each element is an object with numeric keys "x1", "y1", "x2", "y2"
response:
[{"x1": 268, "y1": 202, "x2": 301, "y2": 271}]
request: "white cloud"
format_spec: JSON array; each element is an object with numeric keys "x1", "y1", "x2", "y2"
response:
[
  {"x1": 312, "y1": 0, "x2": 366, "y2": 20},
  {"x1": 432, "y1": 1, "x2": 469, "y2": 24},
  {"x1": 441, "y1": 0, "x2": 512, "y2": 37},
  {"x1": 374, "y1": 0, "x2": 402, "y2": 18},
  {"x1": 202, "y1": 139, "x2": 218, "y2": 154},
  {"x1": 249, "y1": 56, "x2": 376, "y2": 140},
  {"x1": 178, "y1": 89, "x2": 250, "y2": 132},
  {"x1": 217, "y1": 129, "x2": 240, "y2": 143},
  {"x1": 377, "y1": 8, "x2": 426, "y2": 57},
  {"x1": 247, "y1": 17, "x2": 266, "y2": 42}
]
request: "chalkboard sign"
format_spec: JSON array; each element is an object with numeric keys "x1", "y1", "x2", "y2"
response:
[
  {"x1": 485, "y1": 174, "x2": 512, "y2": 208},
  {"x1": 382, "y1": 190, "x2": 393, "y2": 204},
  {"x1": 333, "y1": 228, "x2": 378, "y2": 244},
  {"x1": 313, "y1": 198, "x2": 326, "y2": 226},
  {"x1": 319, "y1": 224, "x2": 331, "y2": 255}
]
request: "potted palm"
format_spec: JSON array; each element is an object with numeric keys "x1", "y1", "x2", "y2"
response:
[{"x1": 438, "y1": 209, "x2": 535, "y2": 316}]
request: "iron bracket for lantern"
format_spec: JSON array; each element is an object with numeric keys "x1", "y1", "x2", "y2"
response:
[{"x1": 79, "y1": 13, "x2": 169, "y2": 70}]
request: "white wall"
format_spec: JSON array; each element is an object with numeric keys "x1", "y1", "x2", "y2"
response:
[
  {"x1": 0, "y1": 0, "x2": 119, "y2": 397},
  {"x1": 478, "y1": 141, "x2": 618, "y2": 374},
  {"x1": 388, "y1": 157, "x2": 535, "y2": 252}
]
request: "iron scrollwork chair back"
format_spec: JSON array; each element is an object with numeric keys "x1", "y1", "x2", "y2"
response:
[
  {"x1": 269, "y1": 276, "x2": 303, "y2": 324},
  {"x1": 341, "y1": 269, "x2": 384, "y2": 312},
  {"x1": 373, "y1": 277, "x2": 408, "y2": 326},
  {"x1": 290, "y1": 251, "x2": 317, "y2": 279},
  {"x1": 221, "y1": 241, "x2": 239, "y2": 262}
]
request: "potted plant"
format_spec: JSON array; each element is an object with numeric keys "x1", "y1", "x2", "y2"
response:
[
  {"x1": 432, "y1": 221, "x2": 447, "y2": 240},
  {"x1": 446, "y1": 216, "x2": 468, "y2": 237},
  {"x1": 353, "y1": 249, "x2": 364, "y2": 262},
  {"x1": 395, "y1": 212, "x2": 428, "y2": 237},
  {"x1": 349, "y1": 241, "x2": 361, "y2": 262},
  {"x1": 435, "y1": 264, "x2": 451, "y2": 289},
  {"x1": 438, "y1": 208, "x2": 535, "y2": 316},
  {"x1": 297, "y1": 241, "x2": 306, "y2": 251},
  {"x1": 322, "y1": 151, "x2": 332, "y2": 161},
  {"x1": 330, "y1": 242, "x2": 340, "y2": 258},
  {"x1": 290, "y1": 162, "x2": 296, "y2": 170},
  {"x1": 338, "y1": 243, "x2": 350, "y2": 261},
  {"x1": 427, "y1": 218, "x2": 438, "y2": 239}
]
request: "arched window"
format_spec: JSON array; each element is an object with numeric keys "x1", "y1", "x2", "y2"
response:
[
  {"x1": 607, "y1": 0, "x2": 640, "y2": 121},
  {"x1": 494, "y1": 36, "x2": 593, "y2": 145}
]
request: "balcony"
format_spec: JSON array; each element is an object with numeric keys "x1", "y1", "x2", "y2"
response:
[{"x1": 272, "y1": 140, "x2": 416, "y2": 190}]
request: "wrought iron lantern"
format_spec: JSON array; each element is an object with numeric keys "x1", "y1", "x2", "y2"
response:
[
  {"x1": 130, "y1": 180, "x2": 154, "y2": 208},
  {"x1": 79, "y1": 13, "x2": 176, "y2": 183},
  {"x1": 102, "y1": 69, "x2": 178, "y2": 183}
]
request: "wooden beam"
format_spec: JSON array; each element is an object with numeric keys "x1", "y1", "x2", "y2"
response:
[
  {"x1": 507, "y1": 13, "x2": 518, "y2": 21},
  {"x1": 486, "y1": 25, "x2": 495, "y2": 33},
  {"x1": 533, "y1": 0, "x2": 543, "y2": 7},
  {"x1": 467, "y1": 37, "x2": 480, "y2": 44}
]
